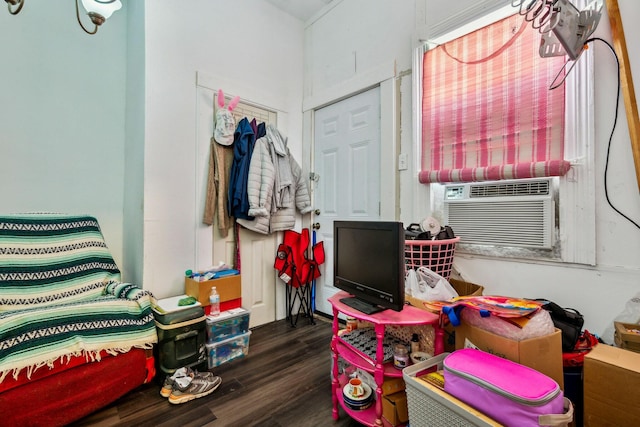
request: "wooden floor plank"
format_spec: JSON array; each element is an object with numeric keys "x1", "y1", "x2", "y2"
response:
[{"x1": 71, "y1": 316, "x2": 365, "y2": 427}]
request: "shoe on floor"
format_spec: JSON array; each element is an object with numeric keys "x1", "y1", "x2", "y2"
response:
[
  {"x1": 160, "y1": 366, "x2": 194, "y2": 398},
  {"x1": 161, "y1": 367, "x2": 217, "y2": 397},
  {"x1": 168, "y1": 373, "x2": 222, "y2": 405}
]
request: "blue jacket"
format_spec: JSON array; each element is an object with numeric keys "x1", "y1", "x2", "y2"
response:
[{"x1": 228, "y1": 118, "x2": 256, "y2": 220}]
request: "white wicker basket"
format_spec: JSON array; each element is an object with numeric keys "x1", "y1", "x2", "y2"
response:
[{"x1": 402, "y1": 354, "x2": 501, "y2": 427}]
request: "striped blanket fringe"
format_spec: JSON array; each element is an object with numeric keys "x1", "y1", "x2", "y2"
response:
[{"x1": 0, "y1": 343, "x2": 155, "y2": 383}]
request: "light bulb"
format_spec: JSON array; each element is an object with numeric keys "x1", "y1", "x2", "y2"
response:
[{"x1": 80, "y1": 0, "x2": 122, "y2": 21}]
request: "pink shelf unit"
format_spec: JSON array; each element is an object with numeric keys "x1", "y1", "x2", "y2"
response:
[{"x1": 329, "y1": 291, "x2": 443, "y2": 427}]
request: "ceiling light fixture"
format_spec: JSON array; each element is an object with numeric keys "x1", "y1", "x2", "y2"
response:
[
  {"x1": 4, "y1": 0, "x2": 122, "y2": 34},
  {"x1": 5, "y1": 0, "x2": 23, "y2": 15}
]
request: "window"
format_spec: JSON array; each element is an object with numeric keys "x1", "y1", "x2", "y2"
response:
[
  {"x1": 421, "y1": 13, "x2": 568, "y2": 184},
  {"x1": 415, "y1": 2, "x2": 595, "y2": 265}
]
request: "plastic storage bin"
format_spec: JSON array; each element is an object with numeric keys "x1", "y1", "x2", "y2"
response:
[
  {"x1": 206, "y1": 330, "x2": 251, "y2": 368},
  {"x1": 404, "y1": 237, "x2": 460, "y2": 280},
  {"x1": 205, "y1": 308, "x2": 250, "y2": 343},
  {"x1": 403, "y1": 353, "x2": 501, "y2": 427}
]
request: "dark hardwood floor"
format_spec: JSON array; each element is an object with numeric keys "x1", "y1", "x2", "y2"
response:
[{"x1": 71, "y1": 315, "x2": 365, "y2": 427}]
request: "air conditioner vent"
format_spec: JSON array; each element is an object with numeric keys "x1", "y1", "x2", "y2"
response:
[
  {"x1": 443, "y1": 179, "x2": 555, "y2": 249},
  {"x1": 469, "y1": 179, "x2": 550, "y2": 198}
]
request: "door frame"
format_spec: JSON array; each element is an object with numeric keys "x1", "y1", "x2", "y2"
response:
[
  {"x1": 302, "y1": 68, "x2": 400, "y2": 315},
  {"x1": 194, "y1": 71, "x2": 287, "y2": 328}
]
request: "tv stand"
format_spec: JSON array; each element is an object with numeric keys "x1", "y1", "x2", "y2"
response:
[
  {"x1": 338, "y1": 296, "x2": 384, "y2": 315},
  {"x1": 329, "y1": 291, "x2": 444, "y2": 426}
]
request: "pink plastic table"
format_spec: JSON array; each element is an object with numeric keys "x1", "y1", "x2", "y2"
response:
[{"x1": 329, "y1": 291, "x2": 443, "y2": 426}]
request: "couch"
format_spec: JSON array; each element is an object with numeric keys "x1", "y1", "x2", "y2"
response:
[{"x1": 0, "y1": 214, "x2": 158, "y2": 426}]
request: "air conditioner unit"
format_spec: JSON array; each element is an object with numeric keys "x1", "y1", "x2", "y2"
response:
[{"x1": 443, "y1": 178, "x2": 555, "y2": 249}]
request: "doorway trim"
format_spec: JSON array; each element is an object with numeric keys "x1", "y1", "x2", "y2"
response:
[{"x1": 302, "y1": 60, "x2": 399, "y2": 222}]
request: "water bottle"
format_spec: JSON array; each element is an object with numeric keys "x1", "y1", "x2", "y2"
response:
[{"x1": 209, "y1": 286, "x2": 220, "y2": 316}]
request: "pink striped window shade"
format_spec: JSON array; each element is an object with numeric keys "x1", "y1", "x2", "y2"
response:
[{"x1": 419, "y1": 13, "x2": 570, "y2": 184}]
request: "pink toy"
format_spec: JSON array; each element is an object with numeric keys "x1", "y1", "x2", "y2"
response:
[{"x1": 213, "y1": 89, "x2": 240, "y2": 146}]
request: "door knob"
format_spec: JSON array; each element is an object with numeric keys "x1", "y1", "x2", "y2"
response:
[
  {"x1": 312, "y1": 223, "x2": 321, "y2": 230},
  {"x1": 314, "y1": 209, "x2": 321, "y2": 215}
]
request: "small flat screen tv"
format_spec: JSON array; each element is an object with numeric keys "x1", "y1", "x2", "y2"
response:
[{"x1": 333, "y1": 220, "x2": 405, "y2": 314}]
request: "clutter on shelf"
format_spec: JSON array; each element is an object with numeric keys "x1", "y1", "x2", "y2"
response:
[{"x1": 185, "y1": 261, "x2": 238, "y2": 281}]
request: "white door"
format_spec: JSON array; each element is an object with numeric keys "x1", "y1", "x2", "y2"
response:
[
  {"x1": 196, "y1": 87, "x2": 278, "y2": 328},
  {"x1": 313, "y1": 87, "x2": 382, "y2": 315}
]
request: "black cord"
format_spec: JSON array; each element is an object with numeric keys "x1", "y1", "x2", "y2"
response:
[{"x1": 586, "y1": 37, "x2": 640, "y2": 230}]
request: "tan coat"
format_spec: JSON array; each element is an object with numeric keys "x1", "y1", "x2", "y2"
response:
[{"x1": 203, "y1": 138, "x2": 234, "y2": 237}]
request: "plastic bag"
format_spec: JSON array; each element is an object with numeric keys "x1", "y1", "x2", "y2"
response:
[
  {"x1": 460, "y1": 307, "x2": 555, "y2": 341},
  {"x1": 405, "y1": 269, "x2": 418, "y2": 296},
  {"x1": 409, "y1": 267, "x2": 458, "y2": 301}
]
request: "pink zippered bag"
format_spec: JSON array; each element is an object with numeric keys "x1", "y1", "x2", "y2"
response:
[{"x1": 443, "y1": 348, "x2": 573, "y2": 427}]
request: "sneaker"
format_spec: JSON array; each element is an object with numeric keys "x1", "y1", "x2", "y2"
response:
[
  {"x1": 169, "y1": 373, "x2": 222, "y2": 405},
  {"x1": 161, "y1": 367, "x2": 219, "y2": 398},
  {"x1": 161, "y1": 367, "x2": 188, "y2": 397},
  {"x1": 160, "y1": 366, "x2": 193, "y2": 398}
]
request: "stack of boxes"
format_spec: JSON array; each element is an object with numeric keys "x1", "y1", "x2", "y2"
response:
[
  {"x1": 152, "y1": 272, "x2": 251, "y2": 379},
  {"x1": 182, "y1": 273, "x2": 251, "y2": 369},
  {"x1": 381, "y1": 377, "x2": 409, "y2": 426},
  {"x1": 205, "y1": 307, "x2": 251, "y2": 368}
]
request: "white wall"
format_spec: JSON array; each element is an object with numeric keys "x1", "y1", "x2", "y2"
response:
[
  {"x1": 123, "y1": 1, "x2": 146, "y2": 285},
  {"x1": 304, "y1": 0, "x2": 417, "y2": 97},
  {"x1": 303, "y1": 0, "x2": 417, "y2": 219},
  {"x1": 304, "y1": 0, "x2": 640, "y2": 339},
  {"x1": 0, "y1": 0, "x2": 128, "y2": 267},
  {"x1": 141, "y1": 0, "x2": 305, "y2": 298}
]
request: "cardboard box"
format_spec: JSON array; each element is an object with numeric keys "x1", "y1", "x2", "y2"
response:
[
  {"x1": 381, "y1": 377, "x2": 405, "y2": 396},
  {"x1": 583, "y1": 344, "x2": 640, "y2": 427},
  {"x1": 449, "y1": 278, "x2": 485, "y2": 297},
  {"x1": 382, "y1": 391, "x2": 409, "y2": 426},
  {"x1": 455, "y1": 322, "x2": 564, "y2": 389},
  {"x1": 614, "y1": 321, "x2": 640, "y2": 352},
  {"x1": 185, "y1": 274, "x2": 242, "y2": 306}
]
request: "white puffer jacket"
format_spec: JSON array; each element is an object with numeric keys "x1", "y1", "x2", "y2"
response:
[{"x1": 236, "y1": 125, "x2": 313, "y2": 234}]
